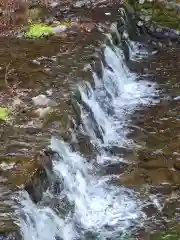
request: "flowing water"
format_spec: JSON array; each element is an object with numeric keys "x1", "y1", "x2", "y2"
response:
[
  {"x1": 13, "y1": 27, "x2": 160, "y2": 239},
  {"x1": 1, "y1": 3, "x2": 180, "y2": 240}
]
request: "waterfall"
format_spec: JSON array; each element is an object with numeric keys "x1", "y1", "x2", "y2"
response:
[{"x1": 15, "y1": 14, "x2": 158, "y2": 240}]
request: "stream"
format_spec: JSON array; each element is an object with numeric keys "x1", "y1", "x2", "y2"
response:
[
  {"x1": 0, "y1": 2, "x2": 180, "y2": 240},
  {"x1": 17, "y1": 38, "x2": 158, "y2": 240}
]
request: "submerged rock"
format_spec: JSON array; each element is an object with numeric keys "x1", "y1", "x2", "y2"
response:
[{"x1": 0, "y1": 232, "x2": 21, "y2": 240}]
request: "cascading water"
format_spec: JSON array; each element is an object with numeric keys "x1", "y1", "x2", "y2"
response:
[
  {"x1": 15, "y1": 16, "x2": 158, "y2": 240},
  {"x1": 79, "y1": 39, "x2": 157, "y2": 147}
]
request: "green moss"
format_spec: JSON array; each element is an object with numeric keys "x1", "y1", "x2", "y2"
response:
[
  {"x1": 0, "y1": 107, "x2": 9, "y2": 121},
  {"x1": 151, "y1": 229, "x2": 180, "y2": 240},
  {"x1": 161, "y1": 234, "x2": 179, "y2": 240},
  {"x1": 134, "y1": 1, "x2": 152, "y2": 10},
  {"x1": 161, "y1": 231, "x2": 180, "y2": 240},
  {"x1": 128, "y1": 0, "x2": 180, "y2": 30},
  {"x1": 152, "y1": 12, "x2": 180, "y2": 29},
  {"x1": 25, "y1": 24, "x2": 55, "y2": 39}
]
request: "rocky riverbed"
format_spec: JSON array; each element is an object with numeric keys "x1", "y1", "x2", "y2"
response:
[{"x1": 0, "y1": 0, "x2": 180, "y2": 239}]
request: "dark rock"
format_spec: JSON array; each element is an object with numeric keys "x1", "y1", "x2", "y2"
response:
[
  {"x1": 74, "y1": 87, "x2": 104, "y2": 142},
  {"x1": 102, "y1": 162, "x2": 129, "y2": 175},
  {"x1": 36, "y1": 149, "x2": 56, "y2": 173},
  {"x1": 75, "y1": 133, "x2": 95, "y2": 158},
  {"x1": 51, "y1": 179, "x2": 63, "y2": 195},
  {"x1": 25, "y1": 166, "x2": 63, "y2": 203},
  {"x1": 162, "y1": 199, "x2": 180, "y2": 219},
  {"x1": 71, "y1": 97, "x2": 82, "y2": 126},
  {"x1": 142, "y1": 203, "x2": 160, "y2": 218},
  {"x1": 24, "y1": 168, "x2": 48, "y2": 203},
  {"x1": 173, "y1": 158, "x2": 180, "y2": 171},
  {"x1": 25, "y1": 127, "x2": 41, "y2": 135},
  {"x1": 125, "y1": 0, "x2": 180, "y2": 43},
  {"x1": 24, "y1": 149, "x2": 59, "y2": 203},
  {"x1": 55, "y1": 236, "x2": 63, "y2": 240},
  {"x1": 0, "y1": 231, "x2": 21, "y2": 240},
  {"x1": 122, "y1": 40, "x2": 130, "y2": 61},
  {"x1": 144, "y1": 22, "x2": 180, "y2": 42}
]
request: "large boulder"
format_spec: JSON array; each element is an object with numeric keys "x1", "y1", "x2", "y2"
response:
[{"x1": 0, "y1": 149, "x2": 57, "y2": 203}]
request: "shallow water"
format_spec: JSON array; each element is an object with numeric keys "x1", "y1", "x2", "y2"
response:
[
  {"x1": 14, "y1": 32, "x2": 159, "y2": 240},
  {"x1": 0, "y1": 3, "x2": 180, "y2": 240}
]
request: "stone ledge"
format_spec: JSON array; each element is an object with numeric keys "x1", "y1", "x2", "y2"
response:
[{"x1": 125, "y1": 0, "x2": 180, "y2": 41}]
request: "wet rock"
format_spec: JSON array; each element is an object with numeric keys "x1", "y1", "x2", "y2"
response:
[
  {"x1": 12, "y1": 98, "x2": 22, "y2": 108},
  {"x1": 104, "y1": 146, "x2": 136, "y2": 160},
  {"x1": 138, "y1": 157, "x2": 171, "y2": 169},
  {"x1": 73, "y1": 88, "x2": 104, "y2": 142},
  {"x1": 25, "y1": 126, "x2": 41, "y2": 135},
  {"x1": 55, "y1": 236, "x2": 62, "y2": 240},
  {"x1": 75, "y1": 133, "x2": 95, "y2": 158},
  {"x1": 0, "y1": 179, "x2": 22, "y2": 240},
  {"x1": 119, "y1": 167, "x2": 147, "y2": 189},
  {"x1": 24, "y1": 168, "x2": 48, "y2": 203},
  {"x1": 173, "y1": 157, "x2": 180, "y2": 171},
  {"x1": 32, "y1": 106, "x2": 51, "y2": 119},
  {"x1": 0, "y1": 231, "x2": 21, "y2": 240},
  {"x1": 126, "y1": 0, "x2": 180, "y2": 42},
  {"x1": 37, "y1": 149, "x2": 56, "y2": 172},
  {"x1": 142, "y1": 202, "x2": 160, "y2": 218},
  {"x1": 102, "y1": 162, "x2": 129, "y2": 175},
  {"x1": 149, "y1": 184, "x2": 175, "y2": 196},
  {"x1": 51, "y1": 179, "x2": 62, "y2": 195},
  {"x1": 32, "y1": 94, "x2": 56, "y2": 107},
  {"x1": 144, "y1": 22, "x2": 180, "y2": 42},
  {"x1": 37, "y1": 149, "x2": 64, "y2": 196},
  {"x1": 162, "y1": 199, "x2": 180, "y2": 219},
  {"x1": 24, "y1": 149, "x2": 59, "y2": 202},
  {"x1": 70, "y1": 97, "x2": 82, "y2": 126},
  {"x1": 1, "y1": 149, "x2": 58, "y2": 203}
]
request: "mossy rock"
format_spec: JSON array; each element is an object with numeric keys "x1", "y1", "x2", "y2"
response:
[
  {"x1": 128, "y1": 0, "x2": 180, "y2": 31},
  {"x1": 25, "y1": 24, "x2": 55, "y2": 39},
  {"x1": 159, "y1": 231, "x2": 180, "y2": 240},
  {"x1": 24, "y1": 22, "x2": 69, "y2": 39},
  {"x1": 0, "y1": 107, "x2": 10, "y2": 121},
  {"x1": 150, "y1": 227, "x2": 180, "y2": 240}
]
